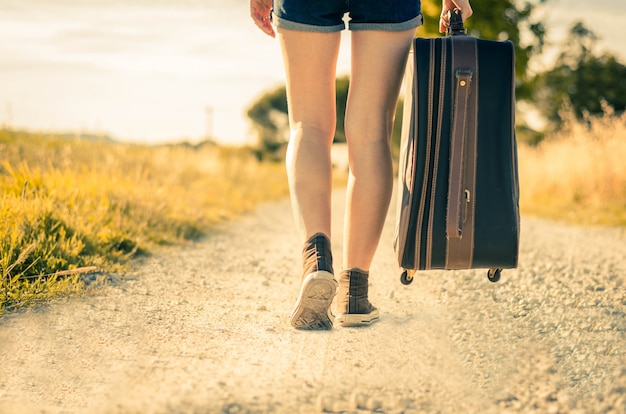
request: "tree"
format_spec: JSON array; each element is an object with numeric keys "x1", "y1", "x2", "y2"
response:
[
  {"x1": 246, "y1": 76, "x2": 350, "y2": 156},
  {"x1": 532, "y1": 22, "x2": 626, "y2": 129},
  {"x1": 419, "y1": 0, "x2": 547, "y2": 100},
  {"x1": 246, "y1": 85, "x2": 290, "y2": 156},
  {"x1": 247, "y1": 0, "x2": 550, "y2": 150},
  {"x1": 246, "y1": 76, "x2": 405, "y2": 158}
]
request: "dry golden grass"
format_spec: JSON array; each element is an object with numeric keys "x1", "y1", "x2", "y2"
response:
[
  {"x1": 0, "y1": 130, "x2": 289, "y2": 313},
  {"x1": 518, "y1": 107, "x2": 626, "y2": 226},
  {"x1": 6, "y1": 109, "x2": 623, "y2": 314}
]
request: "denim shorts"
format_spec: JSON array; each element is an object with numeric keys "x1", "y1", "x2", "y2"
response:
[{"x1": 272, "y1": 0, "x2": 423, "y2": 32}]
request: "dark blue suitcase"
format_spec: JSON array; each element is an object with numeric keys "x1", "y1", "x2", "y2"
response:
[{"x1": 394, "y1": 11, "x2": 520, "y2": 284}]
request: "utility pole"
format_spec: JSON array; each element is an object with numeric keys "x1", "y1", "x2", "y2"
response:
[
  {"x1": 4, "y1": 102, "x2": 12, "y2": 129},
  {"x1": 205, "y1": 105, "x2": 214, "y2": 140}
]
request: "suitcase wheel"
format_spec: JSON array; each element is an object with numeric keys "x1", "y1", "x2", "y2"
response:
[
  {"x1": 487, "y1": 268, "x2": 501, "y2": 283},
  {"x1": 400, "y1": 270, "x2": 414, "y2": 285}
]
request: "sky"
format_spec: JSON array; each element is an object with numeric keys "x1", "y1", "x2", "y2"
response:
[{"x1": 0, "y1": 0, "x2": 624, "y2": 146}]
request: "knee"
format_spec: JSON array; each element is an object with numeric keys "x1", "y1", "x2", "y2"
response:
[
  {"x1": 286, "y1": 121, "x2": 336, "y2": 169},
  {"x1": 344, "y1": 111, "x2": 393, "y2": 145},
  {"x1": 289, "y1": 119, "x2": 336, "y2": 146}
]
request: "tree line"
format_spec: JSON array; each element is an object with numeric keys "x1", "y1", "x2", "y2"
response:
[{"x1": 246, "y1": 0, "x2": 626, "y2": 156}]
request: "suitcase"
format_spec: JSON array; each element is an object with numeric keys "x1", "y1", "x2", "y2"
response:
[{"x1": 394, "y1": 10, "x2": 520, "y2": 284}]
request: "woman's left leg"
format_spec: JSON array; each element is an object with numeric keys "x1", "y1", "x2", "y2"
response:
[{"x1": 277, "y1": 28, "x2": 342, "y2": 330}]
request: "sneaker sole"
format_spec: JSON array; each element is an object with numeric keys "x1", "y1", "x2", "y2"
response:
[
  {"x1": 334, "y1": 309, "x2": 380, "y2": 327},
  {"x1": 290, "y1": 271, "x2": 338, "y2": 330}
]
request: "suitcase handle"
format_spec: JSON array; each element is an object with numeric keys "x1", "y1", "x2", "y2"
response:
[{"x1": 447, "y1": 8, "x2": 467, "y2": 36}]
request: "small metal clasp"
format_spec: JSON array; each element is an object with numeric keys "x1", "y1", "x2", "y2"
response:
[{"x1": 455, "y1": 69, "x2": 473, "y2": 87}]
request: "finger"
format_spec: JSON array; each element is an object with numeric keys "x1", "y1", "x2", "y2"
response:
[
  {"x1": 439, "y1": 13, "x2": 450, "y2": 33},
  {"x1": 261, "y1": 18, "x2": 275, "y2": 38},
  {"x1": 450, "y1": 0, "x2": 473, "y2": 21},
  {"x1": 461, "y1": 6, "x2": 473, "y2": 21},
  {"x1": 252, "y1": 13, "x2": 275, "y2": 37}
]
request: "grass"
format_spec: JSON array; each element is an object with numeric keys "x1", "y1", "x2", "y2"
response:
[
  {"x1": 3, "y1": 108, "x2": 625, "y2": 314},
  {"x1": 518, "y1": 107, "x2": 626, "y2": 226},
  {"x1": 0, "y1": 129, "x2": 289, "y2": 314}
]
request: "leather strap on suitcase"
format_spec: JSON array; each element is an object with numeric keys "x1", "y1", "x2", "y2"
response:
[{"x1": 445, "y1": 35, "x2": 478, "y2": 269}]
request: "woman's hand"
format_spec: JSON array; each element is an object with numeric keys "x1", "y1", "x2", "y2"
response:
[
  {"x1": 250, "y1": 0, "x2": 275, "y2": 38},
  {"x1": 439, "y1": 0, "x2": 473, "y2": 33}
]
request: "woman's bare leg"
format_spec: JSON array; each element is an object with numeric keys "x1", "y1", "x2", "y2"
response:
[
  {"x1": 278, "y1": 29, "x2": 341, "y2": 241},
  {"x1": 279, "y1": 29, "x2": 343, "y2": 329},
  {"x1": 343, "y1": 29, "x2": 415, "y2": 271}
]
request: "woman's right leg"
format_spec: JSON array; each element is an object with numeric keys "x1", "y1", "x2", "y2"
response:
[
  {"x1": 343, "y1": 28, "x2": 415, "y2": 271},
  {"x1": 334, "y1": 28, "x2": 415, "y2": 327}
]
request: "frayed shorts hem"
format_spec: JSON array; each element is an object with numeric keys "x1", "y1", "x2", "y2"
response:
[{"x1": 273, "y1": 15, "x2": 344, "y2": 32}]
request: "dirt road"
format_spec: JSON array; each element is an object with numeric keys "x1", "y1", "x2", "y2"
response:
[{"x1": 1, "y1": 190, "x2": 625, "y2": 413}]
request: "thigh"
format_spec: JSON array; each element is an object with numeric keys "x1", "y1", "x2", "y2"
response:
[
  {"x1": 278, "y1": 29, "x2": 341, "y2": 136},
  {"x1": 273, "y1": 0, "x2": 347, "y2": 32},
  {"x1": 345, "y1": 29, "x2": 415, "y2": 141}
]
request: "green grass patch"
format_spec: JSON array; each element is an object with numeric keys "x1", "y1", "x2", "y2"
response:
[{"x1": 0, "y1": 129, "x2": 289, "y2": 314}]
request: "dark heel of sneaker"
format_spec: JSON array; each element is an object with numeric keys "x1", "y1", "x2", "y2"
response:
[{"x1": 334, "y1": 268, "x2": 379, "y2": 328}]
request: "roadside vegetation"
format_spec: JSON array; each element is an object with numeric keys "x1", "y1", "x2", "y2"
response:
[
  {"x1": 518, "y1": 106, "x2": 626, "y2": 226},
  {"x1": 246, "y1": 2, "x2": 626, "y2": 227},
  {"x1": 4, "y1": 0, "x2": 626, "y2": 315},
  {"x1": 0, "y1": 129, "x2": 289, "y2": 314}
]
